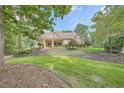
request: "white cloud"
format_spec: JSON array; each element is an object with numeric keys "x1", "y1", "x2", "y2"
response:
[
  {"x1": 71, "y1": 23, "x2": 77, "y2": 29},
  {"x1": 101, "y1": 6, "x2": 106, "y2": 11},
  {"x1": 71, "y1": 6, "x2": 83, "y2": 12},
  {"x1": 100, "y1": 6, "x2": 107, "y2": 14},
  {"x1": 71, "y1": 6, "x2": 78, "y2": 12},
  {"x1": 66, "y1": 6, "x2": 83, "y2": 18}
]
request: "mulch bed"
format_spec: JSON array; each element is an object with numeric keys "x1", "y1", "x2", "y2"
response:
[
  {"x1": 0, "y1": 64, "x2": 69, "y2": 88},
  {"x1": 84, "y1": 53, "x2": 124, "y2": 64}
]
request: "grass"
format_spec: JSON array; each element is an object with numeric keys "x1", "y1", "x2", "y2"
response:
[
  {"x1": 7, "y1": 55, "x2": 124, "y2": 88},
  {"x1": 38, "y1": 47, "x2": 104, "y2": 58},
  {"x1": 81, "y1": 47, "x2": 104, "y2": 53}
]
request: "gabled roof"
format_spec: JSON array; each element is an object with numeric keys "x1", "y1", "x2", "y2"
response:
[
  {"x1": 57, "y1": 32, "x2": 77, "y2": 39},
  {"x1": 40, "y1": 32, "x2": 83, "y2": 39},
  {"x1": 40, "y1": 32, "x2": 59, "y2": 39}
]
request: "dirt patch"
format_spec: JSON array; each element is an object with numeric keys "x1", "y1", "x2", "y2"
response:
[{"x1": 0, "y1": 64, "x2": 70, "y2": 88}]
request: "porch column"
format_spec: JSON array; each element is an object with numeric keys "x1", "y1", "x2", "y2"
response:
[
  {"x1": 43, "y1": 39, "x2": 46, "y2": 48},
  {"x1": 52, "y1": 39, "x2": 54, "y2": 48}
]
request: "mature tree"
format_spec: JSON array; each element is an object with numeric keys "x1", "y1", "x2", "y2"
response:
[
  {"x1": 104, "y1": 6, "x2": 124, "y2": 53},
  {"x1": 0, "y1": 6, "x2": 4, "y2": 67},
  {"x1": 12, "y1": 5, "x2": 71, "y2": 51},
  {"x1": 74, "y1": 23, "x2": 92, "y2": 46},
  {"x1": 105, "y1": 6, "x2": 124, "y2": 35},
  {"x1": 91, "y1": 11, "x2": 107, "y2": 48},
  {"x1": 3, "y1": 5, "x2": 72, "y2": 52},
  {"x1": 0, "y1": 5, "x2": 72, "y2": 67},
  {"x1": 74, "y1": 24, "x2": 89, "y2": 39},
  {"x1": 3, "y1": 6, "x2": 28, "y2": 53},
  {"x1": 91, "y1": 5, "x2": 124, "y2": 52}
]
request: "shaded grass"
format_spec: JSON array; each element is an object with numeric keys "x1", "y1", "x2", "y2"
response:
[
  {"x1": 81, "y1": 47, "x2": 104, "y2": 53},
  {"x1": 7, "y1": 55, "x2": 124, "y2": 87}
]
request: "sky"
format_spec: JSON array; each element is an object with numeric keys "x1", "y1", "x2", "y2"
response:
[{"x1": 53, "y1": 5, "x2": 104, "y2": 32}]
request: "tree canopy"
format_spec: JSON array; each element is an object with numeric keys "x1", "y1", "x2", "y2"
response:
[
  {"x1": 91, "y1": 5, "x2": 124, "y2": 48},
  {"x1": 3, "y1": 5, "x2": 72, "y2": 54},
  {"x1": 74, "y1": 23, "x2": 89, "y2": 39},
  {"x1": 61, "y1": 30, "x2": 73, "y2": 33}
]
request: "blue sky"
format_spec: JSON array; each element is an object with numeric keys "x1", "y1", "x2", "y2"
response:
[{"x1": 53, "y1": 5, "x2": 104, "y2": 31}]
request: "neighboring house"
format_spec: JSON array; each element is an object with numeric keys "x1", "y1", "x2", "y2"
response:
[{"x1": 38, "y1": 32, "x2": 84, "y2": 48}]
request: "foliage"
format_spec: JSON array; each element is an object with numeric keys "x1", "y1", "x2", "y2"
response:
[
  {"x1": 68, "y1": 39, "x2": 78, "y2": 48},
  {"x1": 74, "y1": 24, "x2": 92, "y2": 46},
  {"x1": 104, "y1": 36, "x2": 124, "y2": 52},
  {"x1": 74, "y1": 24, "x2": 89, "y2": 39},
  {"x1": 28, "y1": 39, "x2": 36, "y2": 49},
  {"x1": 8, "y1": 55, "x2": 124, "y2": 87},
  {"x1": 3, "y1": 6, "x2": 18, "y2": 54},
  {"x1": 61, "y1": 30, "x2": 73, "y2": 33},
  {"x1": 85, "y1": 38, "x2": 92, "y2": 47},
  {"x1": 14, "y1": 49, "x2": 32, "y2": 57},
  {"x1": 91, "y1": 11, "x2": 108, "y2": 48},
  {"x1": 37, "y1": 42, "x2": 43, "y2": 48},
  {"x1": 3, "y1": 5, "x2": 71, "y2": 54},
  {"x1": 91, "y1": 6, "x2": 124, "y2": 50},
  {"x1": 90, "y1": 32, "x2": 102, "y2": 48}
]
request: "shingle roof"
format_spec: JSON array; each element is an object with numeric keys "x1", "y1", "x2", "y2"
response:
[
  {"x1": 40, "y1": 32, "x2": 80, "y2": 39},
  {"x1": 40, "y1": 32, "x2": 58, "y2": 39},
  {"x1": 57, "y1": 32, "x2": 77, "y2": 39}
]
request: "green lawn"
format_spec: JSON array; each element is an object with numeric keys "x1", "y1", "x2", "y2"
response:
[
  {"x1": 7, "y1": 55, "x2": 124, "y2": 88},
  {"x1": 31, "y1": 47, "x2": 104, "y2": 58},
  {"x1": 81, "y1": 47, "x2": 104, "y2": 53}
]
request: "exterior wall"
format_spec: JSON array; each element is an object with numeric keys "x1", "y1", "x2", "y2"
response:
[
  {"x1": 74, "y1": 35, "x2": 84, "y2": 45},
  {"x1": 39, "y1": 33, "x2": 85, "y2": 48},
  {"x1": 62, "y1": 39, "x2": 70, "y2": 45},
  {"x1": 41, "y1": 39, "x2": 63, "y2": 47}
]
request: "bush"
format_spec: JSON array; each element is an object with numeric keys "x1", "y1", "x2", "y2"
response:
[
  {"x1": 68, "y1": 40, "x2": 78, "y2": 48},
  {"x1": 29, "y1": 40, "x2": 36, "y2": 49},
  {"x1": 85, "y1": 39, "x2": 92, "y2": 47},
  {"x1": 37, "y1": 42, "x2": 43, "y2": 48},
  {"x1": 104, "y1": 36, "x2": 124, "y2": 53},
  {"x1": 62, "y1": 44, "x2": 69, "y2": 47},
  {"x1": 77, "y1": 44, "x2": 87, "y2": 47},
  {"x1": 14, "y1": 50, "x2": 32, "y2": 57}
]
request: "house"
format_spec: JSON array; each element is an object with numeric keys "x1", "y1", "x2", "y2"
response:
[{"x1": 38, "y1": 32, "x2": 84, "y2": 48}]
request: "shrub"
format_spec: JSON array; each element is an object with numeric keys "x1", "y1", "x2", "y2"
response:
[
  {"x1": 63, "y1": 44, "x2": 69, "y2": 47},
  {"x1": 77, "y1": 44, "x2": 86, "y2": 47},
  {"x1": 14, "y1": 50, "x2": 32, "y2": 57},
  {"x1": 68, "y1": 40, "x2": 78, "y2": 48},
  {"x1": 37, "y1": 42, "x2": 43, "y2": 48},
  {"x1": 85, "y1": 39, "x2": 92, "y2": 47},
  {"x1": 29, "y1": 40, "x2": 36, "y2": 49},
  {"x1": 104, "y1": 36, "x2": 124, "y2": 53}
]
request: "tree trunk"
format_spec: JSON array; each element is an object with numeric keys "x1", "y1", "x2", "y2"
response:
[
  {"x1": 109, "y1": 37, "x2": 112, "y2": 54},
  {"x1": 0, "y1": 6, "x2": 4, "y2": 68},
  {"x1": 18, "y1": 33, "x2": 22, "y2": 52}
]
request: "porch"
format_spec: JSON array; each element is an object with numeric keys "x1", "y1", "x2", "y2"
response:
[{"x1": 43, "y1": 39, "x2": 63, "y2": 48}]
